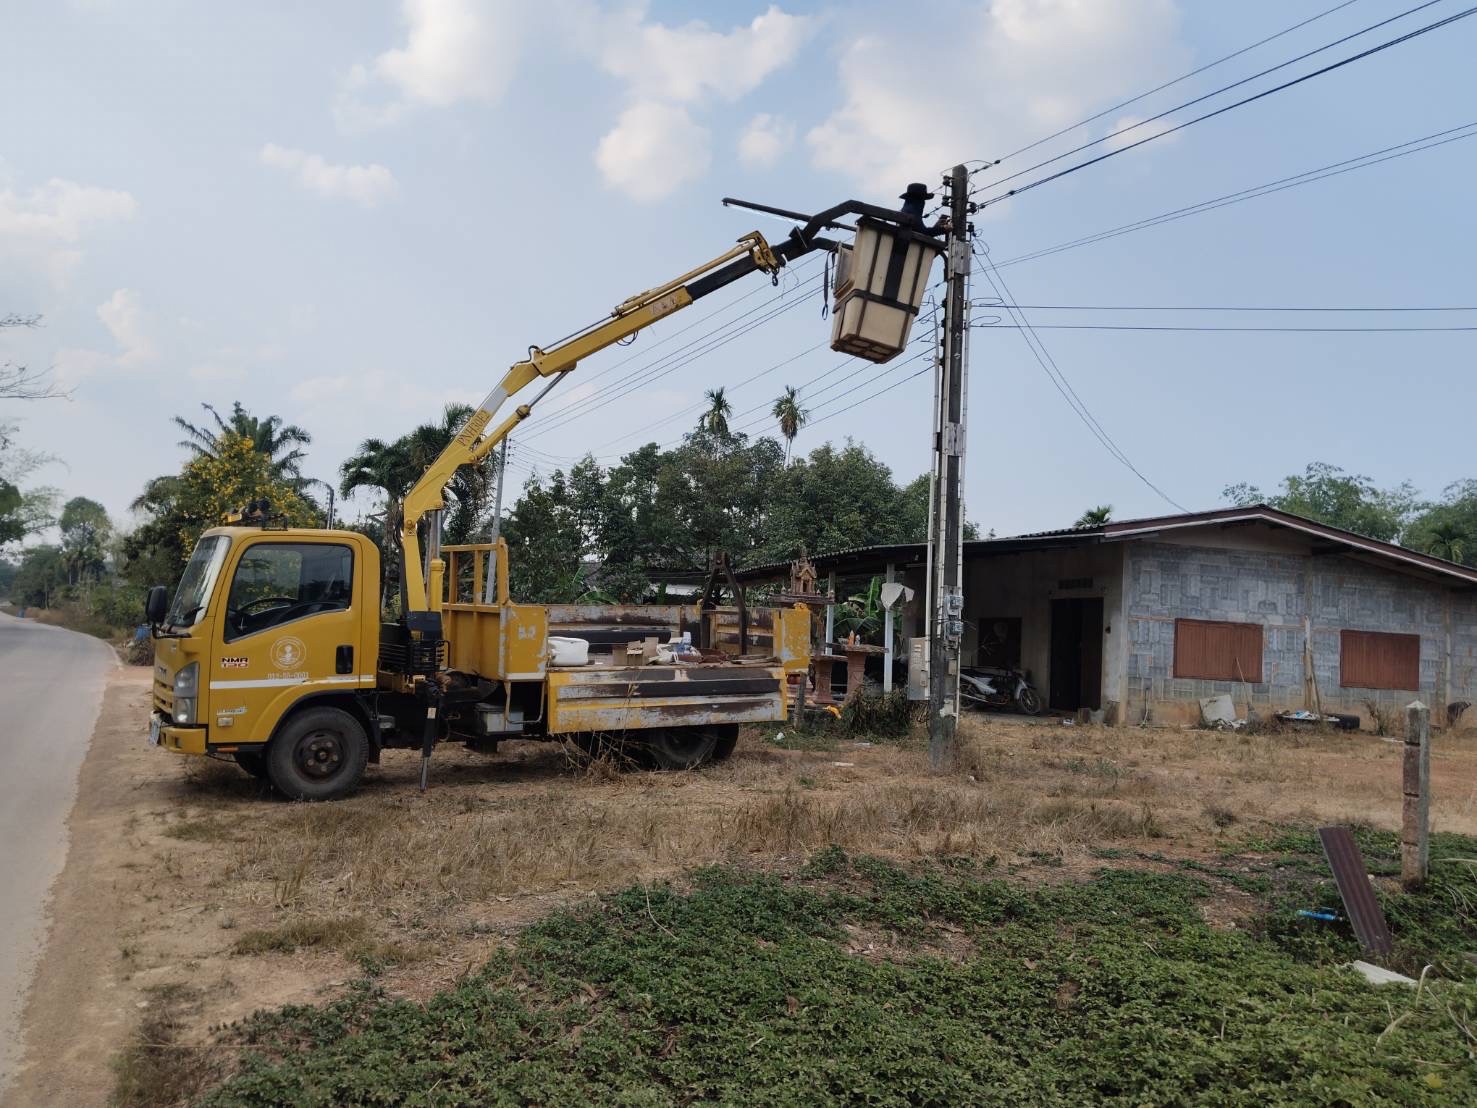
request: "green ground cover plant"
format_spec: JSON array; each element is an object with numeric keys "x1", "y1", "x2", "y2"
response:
[{"x1": 181, "y1": 831, "x2": 1477, "y2": 1107}]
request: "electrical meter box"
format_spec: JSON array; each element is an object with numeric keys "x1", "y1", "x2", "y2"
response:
[{"x1": 830, "y1": 219, "x2": 943, "y2": 363}]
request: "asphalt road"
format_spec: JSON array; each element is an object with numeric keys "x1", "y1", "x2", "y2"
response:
[{"x1": 0, "y1": 613, "x2": 115, "y2": 1093}]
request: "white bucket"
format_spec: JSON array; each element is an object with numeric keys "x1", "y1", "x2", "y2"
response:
[{"x1": 548, "y1": 636, "x2": 590, "y2": 666}]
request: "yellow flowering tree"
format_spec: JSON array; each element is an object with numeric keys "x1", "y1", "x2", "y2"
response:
[{"x1": 174, "y1": 432, "x2": 317, "y2": 557}]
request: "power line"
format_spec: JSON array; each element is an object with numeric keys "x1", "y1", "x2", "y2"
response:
[
  {"x1": 992, "y1": 120, "x2": 1477, "y2": 269},
  {"x1": 975, "y1": 2, "x2": 1477, "y2": 209},
  {"x1": 803, "y1": 360, "x2": 935, "y2": 431},
  {"x1": 974, "y1": 243, "x2": 1188, "y2": 513},
  {"x1": 973, "y1": 0, "x2": 1446, "y2": 198},
  {"x1": 521, "y1": 280, "x2": 823, "y2": 440},
  {"x1": 974, "y1": 322, "x2": 1477, "y2": 332},
  {"x1": 522, "y1": 253, "x2": 822, "y2": 404},
  {"x1": 588, "y1": 340, "x2": 829, "y2": 452},
  {"x1": 991, "y1": 0, "x2": 1370, "y2": 167},
  {"x1": 985, "y1": 303, "x2": 1477, "y2": 312}
]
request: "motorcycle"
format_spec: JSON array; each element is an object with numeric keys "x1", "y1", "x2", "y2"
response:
[{"x1": 959, "y1": 666, "x2": 1043, "y2": 716}]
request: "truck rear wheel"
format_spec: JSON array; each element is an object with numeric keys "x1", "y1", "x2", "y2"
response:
[
  {"x1": 710, "y1": 724, "x2": 739, "y2": 762},
  {"x1": 638, "y1": 727, "x2": 718, "y2": 770},
  {"x1": 266, "y1": 707, "x2": 369, "y2": 801}
]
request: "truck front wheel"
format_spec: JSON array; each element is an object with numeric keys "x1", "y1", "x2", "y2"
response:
[{"x1": 266, "y1": 707, "x2": 369, "y2": 801}]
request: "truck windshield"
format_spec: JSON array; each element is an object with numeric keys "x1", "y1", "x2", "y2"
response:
[{"x1": 167, "y1": 535, "x2": 230, "y2": 628}]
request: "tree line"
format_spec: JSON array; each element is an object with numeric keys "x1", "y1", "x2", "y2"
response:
[{"x1": 5, "y1": 386, "x2": 1476, "y2": 631}]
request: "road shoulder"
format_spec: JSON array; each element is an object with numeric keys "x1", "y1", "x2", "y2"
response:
[{"x1": 4, "y1": 667, "x2": 151, "y2": 1107}]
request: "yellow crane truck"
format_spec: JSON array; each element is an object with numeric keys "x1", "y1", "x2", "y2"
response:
[{"x1": 144, "y1": 188, "x2": 939, "y2": 800}]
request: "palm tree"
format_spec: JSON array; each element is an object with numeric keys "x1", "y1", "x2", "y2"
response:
[
  {"x1": 1074, "y1": 505, "x2": 1112, "y2": 528},
  {"x1": 173, "y1": 401, "x2": 312, "y2": 484},
  {"x1": 699, "y1": 387, "x2": 731, "y2": 437},
  {"x1": 1424, "y1": 521, "x2": 1468, "y2": 565},
  {"x1": 771, "y1": 385, "x2": 808, "y2": 465},
  {"x1": 340, "y1": 404, "x2": 501, "y2": 612}
]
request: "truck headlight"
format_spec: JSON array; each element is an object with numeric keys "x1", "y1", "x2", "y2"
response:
[{"x1": 174, "y1": 662, "x2": 199, "y2": 725}]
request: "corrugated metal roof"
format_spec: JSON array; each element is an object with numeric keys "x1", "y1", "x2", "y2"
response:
[{"x1": 735, "y1": 504, "x2": 1477, "y2": 587}]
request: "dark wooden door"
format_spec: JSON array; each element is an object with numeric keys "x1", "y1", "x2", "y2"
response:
[{"x1": 1049, "y1": 598, "x2": 1104, "y2": 712}]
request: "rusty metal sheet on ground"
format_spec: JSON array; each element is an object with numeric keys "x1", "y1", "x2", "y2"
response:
[{"x1": 1318, "y1": 826, "x2": 1393, "y2": 956}]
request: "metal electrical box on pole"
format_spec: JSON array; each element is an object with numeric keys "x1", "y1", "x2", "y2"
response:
[{"x1": 928, "y1": 164, "x2": 970, "y2": 770}]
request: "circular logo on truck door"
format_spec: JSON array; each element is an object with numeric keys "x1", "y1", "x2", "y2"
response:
[{"x1": 271, "y1": 636, "x2": 306, "y2": 670}]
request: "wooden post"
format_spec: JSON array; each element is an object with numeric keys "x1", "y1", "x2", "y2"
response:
[
  {"x1": 824, "y1": 571, "x2": 835, "y2": 647},
  {"x1": 1402, "y1": 700, "x2": 1431, "y2": 891}
]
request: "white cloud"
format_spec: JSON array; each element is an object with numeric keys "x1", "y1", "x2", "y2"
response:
[
  {"x1": 594, "y1": 101, "x2": 710, "y2": 203},
  {"x1": 584, "y1": 6, "x2": 811, "y2": 200},
  {"x1": 0, "y1": 177, "x2": 137, "y2": 289},
  {"x1": 378, "y1": 0, "x2": 518, "y2": 105},
  {"x1": 55, "y1": 287, "x2": 156, "y2": 382},
  {"x1": 259, "y1": 144, "x2": 398, "y2": 208},
  {"x1": 737, "y1": 113, "x2": 795, "y2": 169},
  {"x1": 0, "y1": 177, "x2": 137, "y2": 241},
  {"x1": 336, "y1": 0, "x2": 523, "y2": 127},
  {"x1": 585, "y1": 4, "x2": 814, "y2": 104},
  {"x1": 97, "y1": 288, "x2": 155, "y2": 368},
  {"x1": 808, "y1": 0, "x2": 1190, "y2": 195}
]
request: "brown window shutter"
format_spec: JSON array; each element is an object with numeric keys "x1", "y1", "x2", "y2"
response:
[
  {"x1": 1172, "y1": 619, "x2": 1264, "y2": 682},
  {"x1": 1340, "y1": 630, "x2": 1419, "y2": 691}
]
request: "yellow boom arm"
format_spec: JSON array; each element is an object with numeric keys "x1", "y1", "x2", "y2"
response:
[{"x1": 399, "y1": 231, "x2": 782, "y2": 612}]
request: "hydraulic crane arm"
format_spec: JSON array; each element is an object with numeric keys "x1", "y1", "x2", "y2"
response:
[
  {"x1": 399, "y1": 231, "x2": 787, "y2": 613},
  {"x1": 397, "y1": 187, "x2": 938, "y2": 617}
]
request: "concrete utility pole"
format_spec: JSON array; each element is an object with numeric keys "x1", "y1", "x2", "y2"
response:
[{"x1": 928, "y1": 164, "x2": 970, "y2": 769}]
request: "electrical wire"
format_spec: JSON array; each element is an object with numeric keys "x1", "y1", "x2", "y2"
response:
[
  {"x1": 985, "y1": 303, "x2": 1477, "y2": 312},
  {"x1": 974, "y1": 242, "x2": 1189, "y2": 513},
  {"x1": 972, "y1": 0, "x2": 1447, "y2": 198},
  {"x1": 520, "y1": 280, "x2": 823, "y2": 440},
  {"x1": 523, "y1": 254, "x2": 821, "y2": 401},
  {"x1": 990, "y1": 0, "x2": 1370, "y2": 168},
  {"x1": 974, "y1": 2, "x2": 1477, "y2": 209},
  {"x1": 588, "y1": 340, "x2": 830, "y2": 452},
  {"x1": 973, "y1": 322, "x2": 1477, "y2": 332},
  {"x1": 522, "y1": 274, "x2": 822, "y2": 433},
  {"x1": 992, "y1": 119, "x2": 1477, "y2": 269}
]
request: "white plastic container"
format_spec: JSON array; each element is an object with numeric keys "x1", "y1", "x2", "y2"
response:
[
  {"x1": 548, "y1": 636, "x2": 590, "y2": 666},
  {"x1": 830, "y1": 219, "x2": 942, "y2": 363}
]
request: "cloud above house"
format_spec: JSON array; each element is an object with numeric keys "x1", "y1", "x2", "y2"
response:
[
  {"x1": 584, "y1": 4, "x2": 813, "y2": 201},
  {"x1": 808, "y1": 0, "x2": 1189, "y2": 194},
  {"x1": 258, "y1": 144, "x2": 398, "y2": 208}
]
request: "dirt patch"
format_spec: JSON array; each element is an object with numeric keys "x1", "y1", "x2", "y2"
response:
[{"x1": 11, "y1": 690, "x2": 1477, "y2": 1104}]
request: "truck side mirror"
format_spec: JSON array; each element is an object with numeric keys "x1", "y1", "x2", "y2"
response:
[{"x1": 145, "y1": 586, "x2": 169, "y2": 627}]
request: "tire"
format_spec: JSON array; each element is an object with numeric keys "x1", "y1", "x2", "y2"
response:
[
  {"x1": 710, "y1": 724, "x2": 739, "y2": 762},
  {"x1": 265, "y1": 707, "x2": 369, "y2": 801},
  {"x1": 571, "y1": 732, "x2": 642, "y2": 767},
  {"x1": 1016, "y1": 688, "x2": 1043, "y2": 716},
  {"x1": 637, "y1": 727, "x2": 718, "y2": 771},
  {"x1": 233, "y1": 750, "x2": 268, "y2": 779}
]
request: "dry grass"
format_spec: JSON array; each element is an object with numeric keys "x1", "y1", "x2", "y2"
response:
[
  {"x1": 110, "y1": 984, "x2": 219, "y2": 1108},
  {"x1": 155, "y1": 718, "x2": 1477, "y2": 936},
  {"x1": 99, "y1": 704, "x2": 1477, "y2": 1081}
]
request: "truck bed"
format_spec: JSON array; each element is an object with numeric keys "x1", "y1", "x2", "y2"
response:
[{"x1": 545, "y1": 661, "x2": 786, "y2": 734}]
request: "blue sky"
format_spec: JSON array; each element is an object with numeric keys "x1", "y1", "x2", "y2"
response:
[{"x1": 3, "y1": 0, "x2": 1474, "y2": 539}]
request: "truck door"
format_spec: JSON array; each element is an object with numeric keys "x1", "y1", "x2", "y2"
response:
[{"x1": 208, "y1": 538, "x2": 366, "y2": 743}]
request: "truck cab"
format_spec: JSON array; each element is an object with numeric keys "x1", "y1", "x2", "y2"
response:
[{"x1": 151, "y1": 526, "x2": 381, "y2": 792}]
